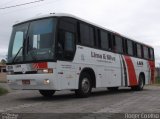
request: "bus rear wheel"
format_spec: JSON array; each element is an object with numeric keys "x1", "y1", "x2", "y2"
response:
[
  {"x1": 75, "y1": 72, "x2": 92, "y2": 98},
  {"x1": 39, "y1": 90, "x2": 55, "y2": 97},
  {"x1": 131, "y1": 74, "x2": 144, "y2": 91}
]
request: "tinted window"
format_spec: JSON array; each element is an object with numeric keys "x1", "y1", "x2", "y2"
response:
[
  {"x1": 26, "y1": 18, "x2": 56, "y2": 61},
  {"x1": 80, "y1": 23, "x2": 94, "y2": 46},
  {"x1": 133, "y1": 42, "x2": 137, "y2": 56},
  {"x1": 127, "y1": 40, "x2": 133, "y2": 55},
  {"x1": 28, "y1": 19, "x2": 54, "y2": 50},
  {"x1": 64, "y1": 32, "x2": 75, "y2": 52},
  {"x1": 60, "y1": 31, "x2": 75, "y2": 60},
  {"x1": 59, "y1": 20, "x2": 75, "y2": 32},
  {"x1": 8, "y1": 23, "x2": 29, "y2": 63},
  {"x1": 137, "y1": 44, "x2": 142, "y2": 58},
  {"x1": 143, "y1": 46, "x2": 149, "y2": 59},
  {"x1": 100, "y1": 30, "x2": 109, "y2": 50},
  {"x1": 12, "y1": 32, "x2": 24, "y2": 56},
  {"x1": 58, "y1": 19, "x2": 76, "y2": 61},
  {"x1": 149, "y1": 48, "x2": 154, "y2": 60},
  {"x1": 115, "y1": 36, "x2": 123, "y2": 53}
]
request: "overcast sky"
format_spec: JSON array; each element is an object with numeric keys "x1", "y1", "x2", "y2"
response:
[{"x1": 0, "y1": 0, "x2": 160, "y2": 66}]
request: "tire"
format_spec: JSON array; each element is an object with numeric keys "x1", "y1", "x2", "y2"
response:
[
  {"x1": 107, "y1": 87, "x2": 119, "y2": 92},
  {"x1": 131, "y1": 74, "x2": 144, "y2": 91},
  {"x1": 39, "y1": 90, "x2": 55, "y2": 97},
  {"x1": 75, "y1": 72, "x2": 92, "y2": 98}
]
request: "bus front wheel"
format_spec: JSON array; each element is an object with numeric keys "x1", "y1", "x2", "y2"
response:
[
  {"x1": 75, "y1": 72, "x2": 92, "y2": 98},
  {"x1": 39, "y1": 90, "x2": 55, "y2": 97}
]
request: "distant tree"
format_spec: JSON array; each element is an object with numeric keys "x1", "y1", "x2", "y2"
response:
[{"x1": 1, "y1": 59, "x2": 6, "y2": 64}]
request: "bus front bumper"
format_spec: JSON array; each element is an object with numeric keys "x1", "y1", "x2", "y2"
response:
[{"x1": 7, "y1": 74, "x2": 56, "y2": 90}]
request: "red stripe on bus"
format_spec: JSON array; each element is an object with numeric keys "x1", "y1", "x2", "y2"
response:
[
  {"x1": 32, "y1": 62, "x2": 48, "y2": 69},
  {"x1": 148, "y1": 61, "x2": 155, "y2": 83},
  {"x1": 124, "y1": 56, "x2": 137, "y2": 86}
]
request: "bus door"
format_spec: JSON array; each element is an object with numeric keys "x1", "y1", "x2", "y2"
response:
[{"x1": 56, "y1": 18, "x2": 77, "y2": 89}]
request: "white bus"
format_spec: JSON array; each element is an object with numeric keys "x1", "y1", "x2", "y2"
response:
[{"x1": 7, "y1": 13, "x2": 155, "y2": 97}]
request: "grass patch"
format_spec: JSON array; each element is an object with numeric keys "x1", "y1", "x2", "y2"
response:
[
  {"x1": 153, "y1": 77, "x2": 160, "y2": 86},
  {"x1": 0, "y1": 86, "x2": 8, "y2": 96},
  {"x1": 0, "y1": 80, "x2": 7, "y2": 83},
  {"x1": 155, "y1": 77, "x2": 160, "y2": 83},
  {"x1": 156, "y1": 77, "x2": 160, "y2": 80}
]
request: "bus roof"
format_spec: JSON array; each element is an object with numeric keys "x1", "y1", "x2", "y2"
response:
[{"x1": 14, "y1": 13, "x2": 153, "y2": 48}]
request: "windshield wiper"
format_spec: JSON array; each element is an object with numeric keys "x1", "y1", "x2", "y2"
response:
[{"x1": 12, "y1": 46, "x2": 23, "y2": 63}]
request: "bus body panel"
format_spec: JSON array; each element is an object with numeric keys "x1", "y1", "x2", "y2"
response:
[
  {"x1": 6, "y1": 14, "x2": 155, "y2": 92},
  {"x1": 73, "y1": 45, "x2": 122, "y2": 88},
  {"x1": 56, "y1": 61, "x2": 78, "y2": 90},
  {"x1": 123, "y1": 56, "x2": 151, "y2": 86},
  {"x1": 7, "y1": 45, "x2": 153, "y2": 90}
]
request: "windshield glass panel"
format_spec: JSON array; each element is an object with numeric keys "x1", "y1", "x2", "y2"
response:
[
  {"x1": 12, "y1": 32, "x2": 23, "y2": 55},
  {"x1": 7, "y1": 18, "x2": 57, "y2": 64},
  {"x1": 8, "y1": 23, "x2": 29, "y2": 63},
  {"x1": 25, "y1": 18, "x2": 56, "y2": 62}
]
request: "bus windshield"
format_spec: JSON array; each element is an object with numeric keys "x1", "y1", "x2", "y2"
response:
[{"x1": 8, "y1": 18, "x2": 57, "y2": 63}]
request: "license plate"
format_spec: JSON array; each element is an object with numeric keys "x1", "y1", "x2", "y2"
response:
[{"x1": 22, "y1": 80, "x2": 30, "y2": 85}]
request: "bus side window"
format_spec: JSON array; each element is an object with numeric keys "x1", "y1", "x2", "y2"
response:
[
  {"x1": 137, "y1": 44, "x2": 142, "y2": 58},
  {"x1": 111, "y1": 35, "x2": 116, "y2": 52},
  {"x1": 127, "y1": 40, "x2": 134, "y2": 56},
  {"x1": 122, "y1": 38, "x2": 127, "y2": 54},
  {"x1": 100, "y1": 30, "x2": 109, "y2": 50},
  {"x1": 64, "y1": 32, "x2": 75, "y2": 52},
  {"x1": 141, "y1": 45, "x2": 144, "y2": 58},
  {"x1": 149, "y1": 48, "x2": 154, "y2": 60},
  {"x1": 133, "y1": 42, "x2": 137, "y2": 57},
  {"x1": 80, "y1": 23, "x2": 95, "y2": 47},
  {"x1": 58, "y1": 18, "x2": 76, "y2": 60},
  {"x1": 114, "y1": 35, "x2": 123, "y2": 53},
  {"x1": 143, "y1": 46, "x2": 149, "y2": 59},
  {"x1": 108, "y1": 33, "x2": 112, "y2": 50}
]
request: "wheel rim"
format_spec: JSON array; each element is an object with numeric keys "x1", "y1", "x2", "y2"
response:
[{"x1": 82, "y1": 78, "x2": 90, "y2": 93}]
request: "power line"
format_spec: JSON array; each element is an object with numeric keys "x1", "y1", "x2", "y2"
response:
[
  {"x1": 0, "y1": 0, "x2": 44, "y2": 10},
  {"x1": 0, "y1": 0, "x2": 59, "y2": 16},
  {"x1": 0, "y1": 0, "x2": 23, "y2": 7}
]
